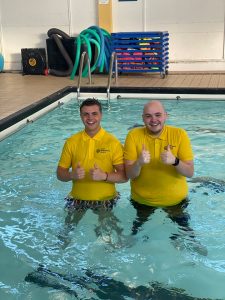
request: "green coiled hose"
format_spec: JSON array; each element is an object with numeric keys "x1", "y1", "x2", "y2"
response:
[{"x1": 70, "y1": 26, "x2": 111, "y2": 80}]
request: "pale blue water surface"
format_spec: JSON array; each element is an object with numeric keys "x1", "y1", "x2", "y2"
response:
[{"x1": 0, "y1": 98, "x2": 225, "y2": 299}]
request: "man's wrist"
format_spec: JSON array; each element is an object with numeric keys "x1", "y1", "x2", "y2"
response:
[
  {"x1": 136, "y1": 159, "x2": 143, "y2": 167},
  {"x1": 172, "y1": 157, "x2": 180, "y2": 166},
  {"x1": 68, "y1": 172, "x2": 72, "y2": 180},
  {"x1": 104, "y1": 172, "x2": 108, "y2": 181}
]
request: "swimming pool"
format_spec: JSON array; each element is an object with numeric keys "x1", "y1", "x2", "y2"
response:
[{"x1": 0, "y1": 98, "x2": 225, "y2": 299}]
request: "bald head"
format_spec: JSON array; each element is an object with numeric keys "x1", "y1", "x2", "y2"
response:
[
  {"x1": 142, "y1": 100, "x2": 167, "y2": 136},
  {"x1": 143, "y1": 100, "x2": 166, "y2": 114}
]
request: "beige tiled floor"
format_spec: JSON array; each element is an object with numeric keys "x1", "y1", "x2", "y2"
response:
[{"x1": 1, "y1": 71, "x2": 225, "y2": 121}]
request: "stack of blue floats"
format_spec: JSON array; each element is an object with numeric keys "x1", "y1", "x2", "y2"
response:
[{"x1": 111, "y1": 31, "x2": 169, "y2": 78}]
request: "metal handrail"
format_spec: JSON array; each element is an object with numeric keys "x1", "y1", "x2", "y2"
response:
[
  {"x1": 106, "y1": 52, "x2": 118, "y2": 107},
  {"x1": 77, "y1": 52, "x2": 92, "y2": 100}
]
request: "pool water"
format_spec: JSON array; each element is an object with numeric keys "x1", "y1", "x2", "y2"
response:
[{"x1": 0, "y1": 98, "x2": 225, "y2": 300}]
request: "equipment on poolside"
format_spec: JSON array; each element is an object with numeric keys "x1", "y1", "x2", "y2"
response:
[
  {"x1": 46, "y1": 26, "x2": 111, "y2": 78},
  {"x1": 70, "y1": 26, "x2": 111, "y2": 80},
  {"x1": 0, "y1": 53, "x2": 4, "y2": 72},
  {"x1": 111, "y1": 31, "x2": 169, "y2": 78},
  {"x1": 46, "y1": 28, "x2": 74, "y2": 77},
  {"x1": 21, "y1": 48, "x2": 47, "y2": 75}
]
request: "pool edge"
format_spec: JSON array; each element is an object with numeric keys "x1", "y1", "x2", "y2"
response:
[{"x1": 1, "y1": 85, "x2": 225, "y2": 140}]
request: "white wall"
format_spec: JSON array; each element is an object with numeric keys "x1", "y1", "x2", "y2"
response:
[
  {"x1": 70, "y1": 0, "x2": 98, "y2": 34},
  {"x1": 113, "y1": 0, "x2": 225, "y2": 71},
  {"x1": 147, "y1": 0, "x2": 225, "y2": 60},
  {"x1": 0, "y1": 3, "x2": 3, "y2": 54},
  {"x1": 0, "y1": 0, "x2": 70, "y2": 69},
  {"x1": 0, "y1": 0, "x2": 225, "y2": 71},
  {"x1": 113, "y1": 0, "x2": 144, "y2": 32},
  {"x1": 0, "y1": 0, "x2": 97, "y2": 69}
]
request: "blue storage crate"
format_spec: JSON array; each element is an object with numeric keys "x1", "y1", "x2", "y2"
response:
[{"x1": 111, "y1": 31, "x2": 169, "y2": 78}]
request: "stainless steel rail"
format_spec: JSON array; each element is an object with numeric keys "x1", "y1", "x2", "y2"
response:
[
  {"x1": 106, "y1": 52, "x2": 118, "y2": 108},
  {"x1": 77, "y1": 52, "x2": 92, "y2": 101},
  {"x1": 77, "y1": 51, "x2": 118, "y2": 109}
]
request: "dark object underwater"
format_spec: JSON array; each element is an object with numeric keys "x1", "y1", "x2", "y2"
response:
[
  {"x1": 25, "y1": 265, "x2": 215, "y2": 300},
  {"x1": 189, "y1": 177, "x2": 225, "y2": 194},
  {"x1": 127, "y1": 123, "x2": 143, "y2": 130}
]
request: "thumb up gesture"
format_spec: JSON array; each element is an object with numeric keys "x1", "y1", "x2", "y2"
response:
[
  {"x1": 138, "y1": 144, "x2": 150, "y2": 165},
  {"x1": 161, "y1": 145, "x2": 175, "y2": 165},
  {"x1": 90, "y1": 163, "x2": 106, "y2": 181},
  {"x1": 73, "y1": 162, "x2": 85, "y2": 180}
]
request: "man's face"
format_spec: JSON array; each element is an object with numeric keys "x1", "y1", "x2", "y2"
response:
[
  {"x1": 80, "y1": 105, "x2": 102, "y2": 136},
  {"x1": 142, "y1": 102, "x2": 167, "y2": 136}
]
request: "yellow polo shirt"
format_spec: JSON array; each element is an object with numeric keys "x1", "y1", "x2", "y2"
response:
[
  {"x1": 58, "y1": 128, "x2": 124, "y2": 201},
  {"x1": 124, "y1": 125, "x2": 194, "y2": 206}
]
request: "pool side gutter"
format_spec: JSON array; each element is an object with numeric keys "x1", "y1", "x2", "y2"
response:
[{"x1": 1, "y1": 85, "x2": 225, "y2": 141}]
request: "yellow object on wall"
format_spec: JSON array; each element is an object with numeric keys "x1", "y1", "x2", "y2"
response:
[{"x1": 98, "y1": 0, "x2": 113, "y2": 33}]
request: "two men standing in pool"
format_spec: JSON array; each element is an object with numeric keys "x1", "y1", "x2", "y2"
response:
[{"x1": 57, "y1": 98, "x2": 206, "y2": 254}]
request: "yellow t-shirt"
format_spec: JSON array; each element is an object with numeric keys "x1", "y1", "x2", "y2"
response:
[
  {"x1": 124, "y1": 125, "x2": 194, "y2": 206},
  {"x1": 58, "y1": 128, "x2": 124, "y2": 201}
]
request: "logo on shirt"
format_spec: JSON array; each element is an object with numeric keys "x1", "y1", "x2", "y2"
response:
[
  {"x1": 164, "y1": 144, "x2": 176, "y2": 150},
  {"x1": 96, "y1": 148, "x2": 110, "y2": 153}
]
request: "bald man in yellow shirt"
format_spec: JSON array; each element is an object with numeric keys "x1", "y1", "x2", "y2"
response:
[
  {"x1": 123, "y1": 100, "x2": 208, "y2": 255},
  {"x1": 124, "y1": 100, "x2": 194, "y2": 208}
]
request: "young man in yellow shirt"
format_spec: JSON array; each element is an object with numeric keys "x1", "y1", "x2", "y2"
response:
[{"x1": 57, "y1": 98, "x2": 127, "y2": 243}]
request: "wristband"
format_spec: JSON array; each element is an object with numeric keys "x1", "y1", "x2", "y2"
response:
[
  {"x1": 172, "y1": 157, "x2": 180, "y2": 166},
  {"x1": 104, "y1": 172, "x2": 108, "y2": 181}
]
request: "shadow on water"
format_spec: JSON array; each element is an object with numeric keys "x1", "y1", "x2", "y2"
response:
[
  {"x1": 127, "y1": 123, "x2": 143, "y2": 130},
  {"x1": 189, "y1": 177, "x2": 225, "y2": 194},
  {"x1": 25, "y1": 265, "x2": 216, "y2": 300},
  {"x1": 191, "y1": 127, "x2": 225, "y2": 134}
]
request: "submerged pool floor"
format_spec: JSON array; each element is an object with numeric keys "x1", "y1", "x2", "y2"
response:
[{"x1": 0, "y1": 99, "x2": 225, "y2": 299}]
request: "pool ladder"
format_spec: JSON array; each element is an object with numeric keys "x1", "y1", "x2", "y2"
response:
[
  {"x1": 77, "y1": 51, "x2": 118, "y2": 109},
  {"x1": 106, "y1": 52, "x2": 118, "y2": 108},
  {"x1": 77, "y1": 52, "x2": 92, "y2": 103}
]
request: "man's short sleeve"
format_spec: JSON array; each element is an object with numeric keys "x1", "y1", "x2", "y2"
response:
[
  {"x1": 178, "y1": 129, "x2": 194, "y2": 161},
  {"x1": 112, "y1": 140, "x2": 124, "y2": 165},
  {"x1": 124, "y1": 131, "x2": 138, "y2": 161},
  {"x1": 58, "y1": 140, "x2": 72, "y2": 169}
]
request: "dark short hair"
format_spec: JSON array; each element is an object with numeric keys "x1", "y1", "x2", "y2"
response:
[{"x1": 80, "y1": 98, "x2": 102, "y2": 113}]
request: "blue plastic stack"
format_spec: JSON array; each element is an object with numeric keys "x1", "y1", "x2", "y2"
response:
[{"x1": 111, "y1": 31, "x2": 169, "y2": 78}]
